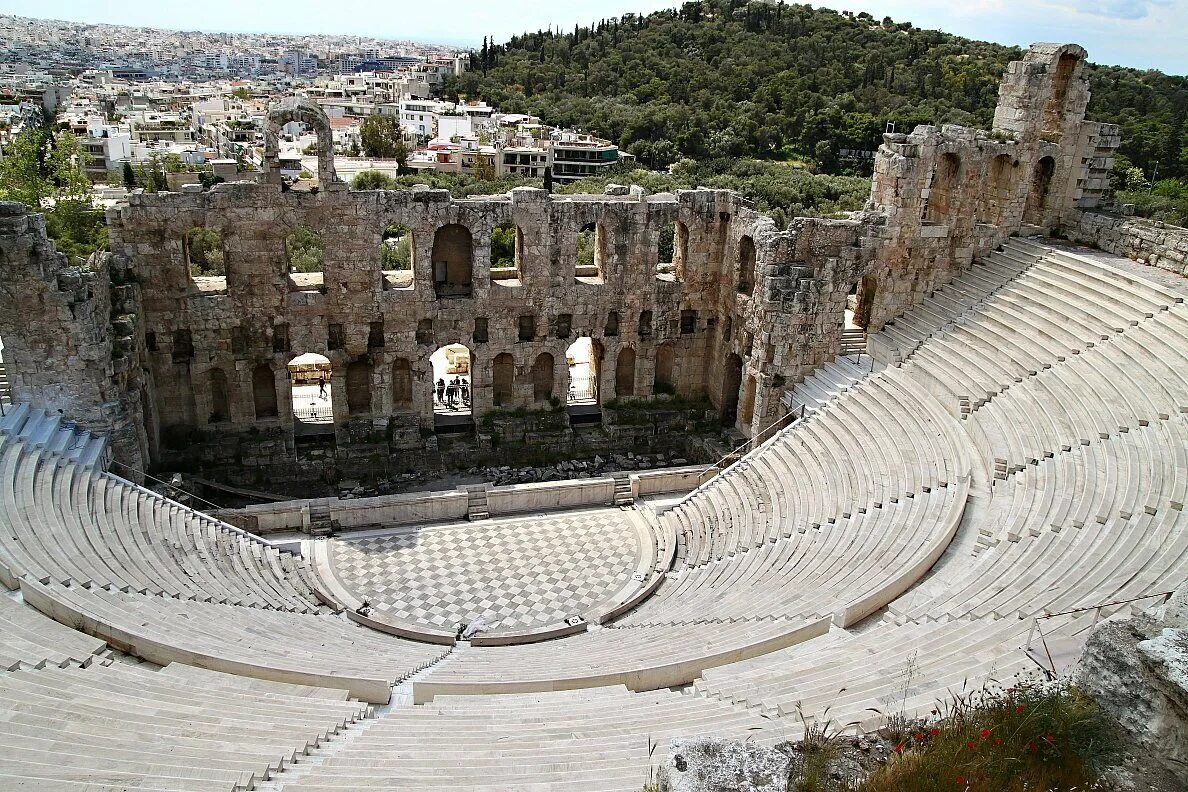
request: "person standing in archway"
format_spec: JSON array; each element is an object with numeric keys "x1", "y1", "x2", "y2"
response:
[
  {"x1": 317, "y1": 375, "x2": 327, "y2": 400},
  {"x1": 436, "y1": 377, "x2": 446, "y2": 406}
]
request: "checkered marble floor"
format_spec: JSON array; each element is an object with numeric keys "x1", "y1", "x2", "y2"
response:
[{"x1": 327, "y1": 508, "x2": 645, "y2": 631}]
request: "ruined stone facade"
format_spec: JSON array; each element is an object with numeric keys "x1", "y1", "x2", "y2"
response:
[{"x1": 0, "y1": 44, "x2": 1121, "y2": 483}]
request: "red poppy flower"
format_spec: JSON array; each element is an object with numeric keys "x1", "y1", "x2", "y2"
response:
[
  {"x1": 967, "y1": 741, "x2": 976, "y2": 749},
  {"x1": 1015, "y1": 705, "x2": 1025, "y2": 714},
  {"x1": 1044, "y1": 735, "x2": 1054, "y2": 744},
  {"x1": 930, "y1": 727, "x2": 941, "y2": 736},
  {"x1": 980, "y1": 729, "x2": 991, "y2": 738},
  {"x1": 956, "y1": 777, "x2": 966, "y2": 786}
]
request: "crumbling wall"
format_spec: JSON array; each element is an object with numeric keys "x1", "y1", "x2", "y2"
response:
[
  {"x1": 0, "y1": 202, "x2": 147, "y2": 472},
  {"x1": 1061, "y1": 209, "x2": 1188, "y2": 276}
]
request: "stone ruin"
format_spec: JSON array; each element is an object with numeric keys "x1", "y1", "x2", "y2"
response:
[{"x1": 0, "y1": 44, "x2": 1118, "y2": 486}]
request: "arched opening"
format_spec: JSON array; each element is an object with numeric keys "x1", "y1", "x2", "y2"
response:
[
  {"x1": 491, "y1": 222, "x2": 522, "y2": 283},
  {"x1": 978, "y1": 154, "x2": 1014, "y2": 226},
  {"x1": 657, "y1": 221, "x2": 678, "y2": 280},
  {"x1": 492, "y1": 352, "x2": 515, "y2": 407},
  {"x1": 532, "y1": 353, "x2": 555, "y2": 403},
  {"x1": 852, "y1": 274, "x2": 877, "y2": 330},
  {"x1": 1042, "y1": 53, "x2": 1079, "y2": 141},
  {"x1": 252, "y1": 363, "x2": 278, "y2": 420},
  {"x1": 925, "y1": 153, "x2": 961, "y2": 223},
  {"x1": 286, "y1": 353, "x2": 332, "y2": 430},
  {"x1": 345, "y1": 360, "x2": 372, "y2": 416},
  {"x1": 721, "y1": 354, "x2": 743, "y2": 425},
  {"x1": 432, "y1": 224, "x2": 473, "y2": 298},
  {"x1": 381, "y1": 223, "x2": 413, "y2": 290},
  {"x1": 654, "y1": 343, "x2": 675, "y2": 395},
  {"x1": 737, "y1": 235, "x2": 756, "y2": 295},
  {"x1": 392, "y1": 358, "x2": 413, "y2": 410},
  {"x1": 739, "y1": 375, "x2": 758, "y2": 428},
  {"x1": 615, "y1": 347, "x2": 636, "y2": 398},
  {"x1": 430, "y1": 344, "x2": 472, "y2": 429},
  {"x1": 286, "y1": 226, "x2": 324, "y2": 291},
  {"x1": 208, "y1": 367, "x2": 230, "y2": 424},
  {"x1": 566, "y1": 337, "x2": 600, "y2": 405},
  {"x1": 185, "y1": 227, "x2": 225, "y2": 281},
  {"x1": 576, "y1": 222, "x2": 606, "y2": 283},
  {"x1": 1024, "y1": 156, "x2": 1056, "y2": 226}
]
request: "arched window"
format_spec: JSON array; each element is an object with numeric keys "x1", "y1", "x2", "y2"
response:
[
  {"x1": 1024, "y1": 156, "x2": 1056, "y2": 226},
  {"x1": 978, "y1": 155, "x2": 1014, "y2": 226},
  {"x1": 392, "y1": 358, "x2": 413, "y2": 410},
  {"x1": 1042, "y1": 53, "x2": 1080, "y2": 141},
  {"x1": 925, "y1": 154, "x2": 962, "y2": 223},
  {"x1": 532, "y1": 353, "x2": 554, "y2": 403},
  {"x1": 286, "y1": 226, "x2": 323, "y2": 273},
  {"x1": 185, "y1": 227, "x2": 224, "y2": 278},
  {"x1": 252, "y1": 364, "x2": 278, "y2": 419},
  {"x1": 491, "y1": 222, "x2": 522, "y2": 282},
  {"x1": 615, "y1": 347, "x2": 636, "y2": 398},
  {"x1": 576, "y1": 222, "x2": 606, "y2": 282},
  {"x1": 432, "y1": 224, "x2": 473, "y2": 298},
  {"x1": 657, "y1": 222, "x2": 677, "y2": 280},
  {"x1": 209, "y1": 367, "x2": 229, "y2": 423},
  {"x1": 654, "y1": 343, "x2": 675, "y2": 394},
  {"x1": 346, "y1": 361, "x2": 372, "y2": 415},
  {"x1": 737, "y1": 235, "x2": 756, "y2": 295},
  {"x1": 381, "y1": 223, "x2": 414, "y2": 290},
  {"x1": 492, "y1": 353, "x2": 515, "y2": 406}
]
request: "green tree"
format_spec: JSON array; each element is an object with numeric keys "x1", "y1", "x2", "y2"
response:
[
  {"x1": 381, "y1": 223, "x2": 412, "y2": 270},
  {"x1": 162, "y1": 153, "x2": 184, "y2": 173},
  {"x1": 491, "y1": 225, "x2": 516, "y2": 267},
  {"x1": 286, "y1": 226, "x2": 323, "y2": 272},
  {"x1": 360, "y1": 114, "x2": 410, "y2": 167},
  {"x1": 230, "y1": 87, "x2": 250, "y2": 100},
  {"x1": 352, "y1": 170, "x2": 399, "y2": 190},
  {"x1": 185, "y1": 227, "x2": 225, "y2": 276},
  {"x1": 122, "y1": 161, "x2": 137, "y2": 188}
]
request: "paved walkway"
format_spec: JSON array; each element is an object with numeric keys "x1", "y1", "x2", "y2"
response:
[{"x1": 327, "y1": 508, "x2": 645, "y2": 631}]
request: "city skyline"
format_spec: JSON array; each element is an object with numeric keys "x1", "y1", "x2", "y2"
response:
[{"x1": 0, "y1": 0, "x2": 1183, "y2": 73}]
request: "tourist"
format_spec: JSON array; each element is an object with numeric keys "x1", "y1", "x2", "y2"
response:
[
  {"x1": 445, "y1": 379, "x2": 458, "y2": 409},
  {"x1": 435, "y1": 377, "x2": 446, "y2": 405},
  {"x1": 317, "y1": 375, "x2": 327, "y2": 399},
  {"x1": 461, "y1": 377, "x2": 471, "y2": 407}
]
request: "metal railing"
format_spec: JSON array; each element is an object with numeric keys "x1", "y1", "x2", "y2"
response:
[
  {"x1": 677, "y1": 403, "x2": 808, "y2": 501},
  {"x1": 568, "y1": 375, "x2": 598, "y2": 403},
  {"x1": 1024, "y1": 590, "x2": 1177, "y2": 677}
]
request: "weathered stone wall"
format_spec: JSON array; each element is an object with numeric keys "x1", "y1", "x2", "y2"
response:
[
  {"x1": 1061, "y1": 209, "x2": 1188, "y2": 277},
  {"x1": 0, "y1": 202, "x2": 147, "y2": 473},
  {"x1": 0, "y1": 44, "x2": 1122, "y2": 482}
]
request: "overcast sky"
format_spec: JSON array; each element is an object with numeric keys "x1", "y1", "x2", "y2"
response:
[{"x1": 2, "y1": 0, "x2": 1183, "y2": 73}]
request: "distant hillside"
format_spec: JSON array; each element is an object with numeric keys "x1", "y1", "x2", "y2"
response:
[{"x1": 448, "y1": 0, "x2": 1186, "y2": 180}]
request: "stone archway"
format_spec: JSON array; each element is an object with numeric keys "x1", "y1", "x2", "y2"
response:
[
  {"x1": 263, "y1": 98, "x2": 339, "y2": 187},
  {"x1": 432, "y1": 224, "x2": 474, "y2": 298},
  {"x1": 532, "y1": 353, "x2": 555, "y2": 403},
  {"x1": 1024, "y1": 156, "x2": 1056, "y2": 226},
  {"x1": 615, "y1": 347, "x2": 636, "y2": 398}
]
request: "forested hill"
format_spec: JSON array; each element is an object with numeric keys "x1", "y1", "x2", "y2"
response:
[{"x1": 446, "y1": 0, "x2": 1186, "y2": 179}]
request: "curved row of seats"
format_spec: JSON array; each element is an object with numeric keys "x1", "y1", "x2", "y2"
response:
[
  {"x1": 0, "y1": 406, "x2": 323, "y2": 611},
  {"x1": 679, "y1": 241, "x2": 1188, "y2": 737},
  {"x1": 0, "y1": 657, "x2": 371, "y2": 792},
  {"x1": 275, "y1": 684, "x2": 780, "y2": 792}
]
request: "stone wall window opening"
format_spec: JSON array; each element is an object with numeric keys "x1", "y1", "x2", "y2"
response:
[
  {"x1": 286, "y1": 225, "x2": 325, "y2": 291},
  {"x1": 638, "y1": 309, "x2": 653, "y2": 339},
  {"x1": 738, "y1": 235, "x2": 756, "y2": 295},
  {"x1": 430, "y1": 343, "x2": 472, "y2": 422},
  {"x1": 518, "y1": 314, "x2": 536, "y2": 342},
  {"x1": 492, "y1": 352, "x2": 515, "y2": 407},
  {"x1": 979, "y1": 154, "x2": 1015, "y2": 226},
  {"x1": 1042, "y1": 52, "x2": 1080, "y2": 141},
  {"x1": 287, "y1": 352, "x2": 332, "y2": 425},
  {"x1": 368, "y1": 320, "x2": 385, "y2": 350},
  {"x1": 654, "y1": 342, "x2": 675, "y2": 395},
  {"x1": 171, "y1": 329, "x2": 195, "y2": 363},
  {"x1": 604, "y1": 311, "x2": 620, "y2": 337},
  {"x1": 532, "y1": 353, "x2": 555, "y2": 403},
  {"x1": 345, "y1": 360, "x2": 373, "y2": 417},
  {"x1": 473, "y1": 317, "x2": 489, "y2": 345},
  {"x1": 208, "y1": 367, "x2": 230, "y2": 424},
  {"x1": 1024, "y1": 156, "x2": 1056, "y2": 226},
  {"x1": 491, "y1": 221, "x2": 523, "y2": 283},
  {"x1": 392, "y1": 358, "x2": 413, "y2": 410},
  {"x1": 381, "y1": 223, "x2": 414, "y2": 290},
  {"x1": 566, "y1": 336, "x2": 601, "y2": 406},
  {"x1": 680, "y1": 309, "x2": 697, "y2": 336},
  {"x1": 852, "y1": 274, "x2": 878, "y2": 330},
  {"x1": 721, "y1": 353, "x2": 744, "y2": 426},
  {"x1": 272, "y1": 323, "x2": 290, "y2": 354},
  {"x1": 657, "y1": 221, "x2": 683, "y2": 281},
  {"x1": 925, "y1": 153, "x2": 962, "y2": 224},
  {"x1": 252, "y1": 363, "x2": 279, "y2": 420},
  {"x1": 432, "y1": 223, "x2": 474, "y2": 298},
  {"x1": 615, "y1": 346, "x2": 637, "y2": 398},
  {"x1": 576, "y1": 222, "x2": 606, "y2": 283},
  {"x1": 327, "y1": 323, "x2": 345, "y2": 351},
  {"x1": 416, "y1": 318, "x2": 434, "y2": 346},
  {"x1": 184, "y1": 227, "x2": 225, "y2": 281}
]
